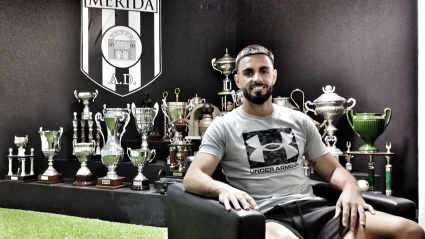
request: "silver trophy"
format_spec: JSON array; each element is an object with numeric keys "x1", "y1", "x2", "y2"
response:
[
  {"x1": 5, "y1": 136, "x2": 36, "y2": 182},
  {"x1": 131, "y1": 102, "x2": 159, "y2": 150},
  {"x1": 74, "y1": 90, "x2": 98, "y2": 120},
  {"x1": 73, "y1": 140, "x2": 95, "y2": 186},
  {"x1": 38, "y1": 127, "x2": 64, "y2": 183},
  {"x1": 305, "y1": 85, "x2": 356, "y2": 158},
  {"x1": 127, "y1": 147, "x2": 155, "y2": 190},
  {"x1": 212, "y1": 48, "x2": 236, "y2": 113},
  {"x1": 95, "y1": 108, "x2": 130, "y2": 189},
  {"x1": 103, "y1": 104, "x2": 131, "y2": 140}
]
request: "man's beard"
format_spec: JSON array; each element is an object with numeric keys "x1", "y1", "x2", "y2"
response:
[{"x1": 242, "y1": 85, "x2": 273, "y2": 105}]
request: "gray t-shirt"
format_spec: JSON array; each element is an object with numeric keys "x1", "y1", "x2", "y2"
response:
[{"x1": 198, "y1": 104, "x2": 329, "y2": 213}]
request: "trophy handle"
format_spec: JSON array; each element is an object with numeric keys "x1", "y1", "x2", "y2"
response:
[
  {"x1": 211, "y1": 58, "x2": 222, "y2": 74},
  {"x1": 95, "y1": 112, "x2": 105, "y2": 145},
  {"x1": 383, "y1": 108, "x2": 392, "y2": 130},
  {"x1": 102, "y1": 104, "x2": 107, "y2": 116},
  {"x1": 92, "y1": 89, "x2": 98, "y2": 102},
  {"x1": 119, "y1": 112, "x2": 131, "y2": 144},
  {"x1": 131, "y1": 102, "x2": 136, "y2": 117},
  {"x1": 149, "y1": 149, "x2": 156, "y2": 162},
  {"x1": 74, "y1": 90, "x2": 80, "y2": 102},
  {"x1": 161, "y1": 100, "x2": 172, "y2": 123},
  {"x1": 126, "y1": 103, "x2": 131, "y2": 113},
  {"x1": 90, "y1": 141, "x2": 95, "y2": 154},
  {"x1": 127, "y1": 147, "x2": 132, "y2": 159},
  {"x1": 153, "y1": 102, "x2": 159, "y2": 121},
  {"x1": 346, "y1": 109, "x2": 355, "y2": 130},
  {"x1": 344, "y1": 98, "x2": 357, "y2": 114},
  {"x1": 290, "y1": 89, "x2": 304, "y2": 112},
  {"x1": 304, "y1": 101, "x2": 317, "y2": 115},
  {"x1": 72, "y1": 139, "x2": 76, "y2": 151}
]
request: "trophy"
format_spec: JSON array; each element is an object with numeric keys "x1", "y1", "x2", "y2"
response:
[
  {"x1": 73, "y1": 140, "x2": 95, "y2": 186},
  {"x1": 212, "y1": 48, "x2": 236, "y2": 113},
  {"x1": 346, "y1": 108, "x2": 392, "y2": 152},
  {"x1": 5, "y1": 136, "x2": 37, "y2": 182},
  {"x1": 74, "y1": 90, "x2": 98, "y2": 120},
  {"x1": 231, "y1": 89, "x2": 244, "y2": 107},
  {"x1": 305, "y1": 85, "x2": 356, "y2": 158},
  {"x1": 103, "y1": 104, "x2": 131, "y2": 140},
  {"x1": 127, "y1": 147, "x2": 155, "y2": 190},
  {"x1": 95, "y1": 109, "x2": 130, "y2": 189},
  {"x1": 131, "y1": 102, "x2": 159, "y2": 149},
  {"x1": 38, "y1": 127, "x2": 64, "y2": 184},
  {"x1": 198, "y1": 103, "x2": 215, "y2": 139}
]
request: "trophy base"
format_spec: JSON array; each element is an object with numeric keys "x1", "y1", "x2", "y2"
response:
[
  {"x1": 96, "y1": 177, "x2": 126, "y2": 190},
  {"x1": 168, "y1": 171, "x2": 186, "y2": 177},
  {"x1": 131, "y1": 179, "x2": 150, "y2": 190},
  {"x1": 37, "y1": 174, "x2": 64, "y2": 184},
  {"x1": 73, "y1": 175, "x2": 94, "y2": 187},
  {"x1": 5, "y1": 174, "x2": 37, "y2": 183}
]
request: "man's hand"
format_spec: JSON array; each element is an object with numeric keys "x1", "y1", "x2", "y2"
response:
[
  {"x1": 218, "y1": 184, "x2": 259, "y2": 211},
  {"x1": 333, "y1": 184, "x2": 376, "y2": 231}
]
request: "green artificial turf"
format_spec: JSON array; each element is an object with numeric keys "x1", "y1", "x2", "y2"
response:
[{"x1": 0, "y1": 208, "x2": 167, "y2": 239}]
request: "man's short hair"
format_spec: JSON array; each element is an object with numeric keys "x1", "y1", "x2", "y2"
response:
[{"x1": 235, "y1": 45, "x2": 274, "y2": 72}]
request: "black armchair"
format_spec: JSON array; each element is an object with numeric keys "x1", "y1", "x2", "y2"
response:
[{"x1": 167, "y1": 162, "x2": 417, "y2": 239}]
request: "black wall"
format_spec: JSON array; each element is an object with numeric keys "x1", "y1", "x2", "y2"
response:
[{"x1": 0, "y1": 1, "x2": 419, "y2": 204}]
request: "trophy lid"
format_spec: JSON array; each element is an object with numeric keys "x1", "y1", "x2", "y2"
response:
[
  {"x1": 214, "y1": 48, "x2": 236, "y2": 65},
  {"x1": 313, "y1": 85, "x2": 346, "y2": 103}
]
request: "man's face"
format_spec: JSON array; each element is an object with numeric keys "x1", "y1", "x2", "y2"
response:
[{"x1": 235, "y1": 54, "x2": 277, "y2": 105}]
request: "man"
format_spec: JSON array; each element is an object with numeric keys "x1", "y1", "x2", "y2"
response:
[{"x1": 184, "y1": 45, "x2": 424, "y2": 239}]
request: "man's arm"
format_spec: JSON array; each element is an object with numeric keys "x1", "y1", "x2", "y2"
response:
[
  {"x1": 184, "y1": 152, "x2": 259, "y2": 211},
  {"x1": 308, "y1": 153, "x2": 376, "y2": 231}
]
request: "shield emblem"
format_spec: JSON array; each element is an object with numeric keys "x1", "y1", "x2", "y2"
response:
[{"x1": 80, "y1": 0, "x2": 162, "y2": 97}]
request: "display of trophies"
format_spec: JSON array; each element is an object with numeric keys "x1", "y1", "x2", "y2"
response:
[
  {"x1": 212, "y1": 48, "x2": 236, "y2": 114},
  {"x1": 346, "y1": 108, "x2": 392, "y2": 152},
  {"x1": 74, "y1": 90, "x2": 98, "y2": 154},
  {"x1": 38, "y1": 127, "x2": 64, "y2": 184},
  {"x1": 95, "y1": 106, "x2": 130, "y2": 189},
  {"x1": 186, "y1": 94, "x2": 221, "y2": 139},
  {"x1": 127, "y1": 147, "x2": 155, "y2": 190},
  {"x1": 5, "y1": 136, "x2": 37, "y2": 182},
  {"x1": 305, "y1": 85, "x2": 356, "y2": 158},
  {"x1": 73, "y1": 140, "x2": 95, "y2": 186}
]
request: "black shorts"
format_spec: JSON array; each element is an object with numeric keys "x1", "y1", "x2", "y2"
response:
[{"x1": 264, "y1": 198, "x2": 350, "y2": 239}]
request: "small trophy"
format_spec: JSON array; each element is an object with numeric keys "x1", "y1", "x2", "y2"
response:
[
  {"x1": 127, "y1": 147, "x2": 155, "y2": 190},
  {"x1": 5, "y1": 136, "x2": 37, "y2": 182},
  {"x1": 73, "y1": 140, "x2": 95, "y2": 186},
  {"x1": 95, "y1": 108, "x2": 130, "y2": 190},
  {"x1": 37, "y1": 127, "x2": 64, "y2": 184}
]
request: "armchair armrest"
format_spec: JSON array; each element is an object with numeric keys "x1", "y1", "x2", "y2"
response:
[
  {"x1": 310, "y1": 180, "x2": 417, "y2": 221},
  {"x1": 167, "y1": 182, "x2": 265, "y2": 239}
]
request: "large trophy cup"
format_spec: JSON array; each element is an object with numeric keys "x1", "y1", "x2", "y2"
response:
[
  {"x1": 127, "y1": 148, "x2": 155, "y2": 190},
  {"x1": 5, "y1": 136, "x2": 37, "y2": 182},
  {"x1": 38, "y1": 127, "x2": 64, "y2": 184},
  {"x1": 73, "y1": 140, "x2": 95, "y2": 186},
  {"x1": 346, "y1": 108, "x2": 392, "y2": 152},
  {"x1": 95, "y1": 109, "x2": 130, "y2": 189},
  {"x1": 305, "y1": 85, "x2": 356, "y2": 158},
  {"x1": 131, "y1": 102, "x2": 159, "y2": 150},
  {"x1": 74, "y1": 90, "x2": 98, "y2": 120}
]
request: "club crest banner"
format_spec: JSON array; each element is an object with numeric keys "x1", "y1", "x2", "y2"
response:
[{"x1": 80, "y1": 0, "x2": 162, "y2": 97}]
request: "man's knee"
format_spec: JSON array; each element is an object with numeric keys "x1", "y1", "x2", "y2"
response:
[
  {"x1": 266, "y1": 222, "x2": 298, "y2": 239},
  {"x1": 399, "y1": 220, "x2": 425, "y2": 238}
]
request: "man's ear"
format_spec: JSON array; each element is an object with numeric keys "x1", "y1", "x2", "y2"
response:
[
  {"x1": 234, "y1": 74, "x2": 241, "y2": 88},
  {"x1": 272, "y1": 69, "x2": 277, "y2": 85}
]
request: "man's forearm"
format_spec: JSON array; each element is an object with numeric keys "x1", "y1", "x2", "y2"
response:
[
  {"x1": 328, "y1": 166, "x2": 360, "y2": 192},
  {"x1": 184, "y1": 170, "x2": 232, "y2": 198}
]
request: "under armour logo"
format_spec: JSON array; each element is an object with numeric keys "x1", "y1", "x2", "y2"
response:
[{"x1": 243, "y1": 128, "x2": 299, "y2": 168}]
